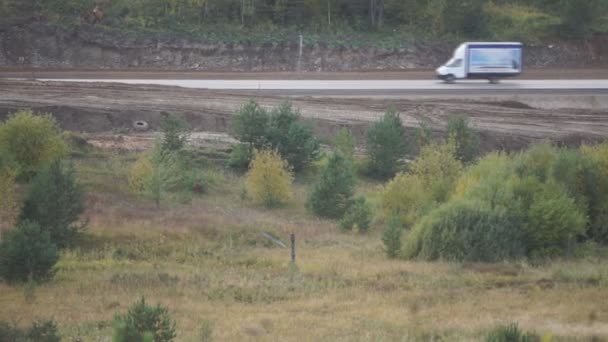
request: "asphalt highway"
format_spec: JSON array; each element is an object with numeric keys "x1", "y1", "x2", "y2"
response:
[{"x1": 30, "y1": 78, "x2": 608, "y2": 95}]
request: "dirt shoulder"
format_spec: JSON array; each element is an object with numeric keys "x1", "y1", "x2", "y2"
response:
[{"x1": 0, "y1": 79, "x2": 606, "y2": 152}]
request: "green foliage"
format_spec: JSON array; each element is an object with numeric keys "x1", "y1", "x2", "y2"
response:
[
  {"x1": 366, "y1": 108, "x2": 406, "y2": 179},
  {"x1": 0, "y1": 320, "x2": 61, "y2": 342},
  {"x1": 19, "y1": 160, "x2": 86, "y2": 248},
  {"x1": 307, "y1": 153, "x2": 355, "y2": 219},
  {"x1": 0, "y1": 153, "x2": 19, "y2": 232},
  {"x1": 410, "y1": 142, "x2": 463, "y2": 203},
  {"x1": 486, "y1": 323, "x2": 539, "y2": 342},
  {"x1": 334, "y1": 127, "x2": 356, "y2": 160},
  {"x1": 0, "y1": 110, "x2": 67, "y2": 180},
  {"x1": 246, "y1": 149, "x2": 293, "y2": 207},
  {"x1": 23, "y1": 320, "x2": 61, "y2": 342},
  {"x1": 6, "y1": 0, "x2": 608, "y2": 42},
  {"x1": 229, "y1": 144, "x2": 254, "y2": 171},
  {"x1": 382, "y1": 216, "x2": 403, "y2": 259},
  {"x1": 231, "y1": 100, "x2": 270, "y2": 150},
  {"x1": 160, "y1": 112, "x2": 190, "y2": 153},
  {"x1": 0, "y1": 221, "x2": 58, "y2": 283},
  {"x1": 113, "y1": 297, "x2": 176, "y2": 342},
  {"x1": 403, "y1": 200, "x2": 526, "y2": 262},
  {"x1": 380, "y1": 173, "x2": 433, "y2": 228},
  {"x1": 128, "y1": 143, "x2": 183, "y2": 208},
  {"x1": 230, "y1": 100, "x2": 319, "y2": 172},
  {"x1": 446, "y1": 115, "x2": 479, "y2": 164},
  {"x1": 558, "y1": 0, "x2": 608, "y2": 37},
  {"x1": 526, "y1": 183, "x2": 587, "y2": 258},
  {"x1": 266, "y1": 102, "x2": 320, "y2": 172},
  {"x1": 340, "y1": 197, "x2": 372, "y2": 233}
]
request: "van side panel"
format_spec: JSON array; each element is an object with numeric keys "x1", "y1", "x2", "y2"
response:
[{"x1": 466, "y1": 44, "x2": 522, "y2": 77}]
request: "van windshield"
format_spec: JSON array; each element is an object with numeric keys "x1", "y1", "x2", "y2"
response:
[{"x1": 447, "y1": 58, "x2": 463, "y2": 68}]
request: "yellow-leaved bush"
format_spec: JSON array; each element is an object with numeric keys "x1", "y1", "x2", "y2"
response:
[
  {"x1": 379, "y1": 141, "x2": 462, "y2": 227},
  {"x1": 0, "y1": 110, "x2": 67, "y2": 179},
  {"x1": 246, "y1": 149, "x2": 293, "y2": 207},
  {"x1": 128, "y1": 153, "x2": 154, "y2": 193}
]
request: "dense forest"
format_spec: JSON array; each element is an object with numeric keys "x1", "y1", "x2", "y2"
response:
[{"x1": 1, "y1": 0, "x2": 608, "y2": 42}]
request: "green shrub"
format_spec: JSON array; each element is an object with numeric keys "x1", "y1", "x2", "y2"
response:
[
  {"x1": 340, "y1": 197, "x2": 372, "y2": 233},
  {"x1": 334, "y1": 127, "x2": 356, "y2": 160},
  {"x1": 0, "y1": 153, "x2": 19, "y2": 232},
  {"x1": 307, "y1": 153, "x2": 355, "y2": 219},
  {"x1": 446, "y1": 115, "x2": 479, "y2": 164},
  {"x1": 246, "y1": 150, "x2": 293, "y2": 207},
  {"x1": 366, "y1": 108, "x2": 406, "y2": 179},
  {"x1": 0, "y1": 221, "x2": 58, "y2": 283},
  {"x1": 382, "y1": 216, "x2": 403, "y2": 259},
  {"x1": 266, "y1": 101, "x2": 320, "y2": 172},
  {"x1": 19, "y1": 160, "x2": 86, "y2": 248},
  {"x1": 380, "y1": 173, "x2": 433, "y2": 227},
  {"x1": 160, "y1": 112, "x2": 190, "y2": 153},
  {"x1": 113, "y1": 297, "x2": 176, "y2": 342},
  {"x1": 0, "y1": 110, "x2": 67, "y2": 180},
  {"x1": 526, "y1": 182, "x2": 587, "y2": 258},
  {"x1": 0, "y1": 320, "x2": 22, "y2": 342},
  {"x1": 410, "y1": 141, "x2": 463, "y2": 203},
  {"x1": 486, "y1": 323, "x2": 539, "y2": 342},
  {"x1": 228, "y1": 144, "x2": 253, "y2": 171},
  {"x1": 24, "y1": 320, "x2": 61, "y2": 342},
  {"x1": 403, "y1": 200, "x2": 526, "y2": 262},
  {"x1": 0, "y1": 320, "x2": 60, "y2": 342},
  {"x1": 231, "y1": 100, "x2": 269, "y2": 149},
  {"x1": 230, "y1": 100, "x2": 319, "y2": 172}
]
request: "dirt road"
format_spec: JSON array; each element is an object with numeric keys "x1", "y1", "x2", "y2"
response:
[{"x1": 0, "y1": 79, "x2": 606, "y2": 152}]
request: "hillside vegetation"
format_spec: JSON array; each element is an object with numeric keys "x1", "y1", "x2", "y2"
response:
[
  {"x1": 1, "y1": 0, "x2": 607, "y2": 47},
  {"x1": 1, "y1": 105, "x2": 608, "y2": 340}
]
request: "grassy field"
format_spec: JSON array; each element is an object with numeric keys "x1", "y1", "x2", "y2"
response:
[{"x1": 1, "y1": 147, "x2": 608, "y2": 341}]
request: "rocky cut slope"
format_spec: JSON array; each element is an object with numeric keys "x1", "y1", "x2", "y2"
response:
[{"x1": 1, "y1": 22, "x2": 607, "y2": 71}]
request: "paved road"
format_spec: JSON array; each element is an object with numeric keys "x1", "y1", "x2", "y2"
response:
[{"x1": 32, "y1": 78, "x2": 608, "y2": 95}]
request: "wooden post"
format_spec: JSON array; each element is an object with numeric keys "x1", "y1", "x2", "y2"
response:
[{"x1": 290, "y1": 233, "x2": 296, "y2": 263}]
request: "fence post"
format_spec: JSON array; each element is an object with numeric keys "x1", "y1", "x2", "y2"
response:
[{"x1": 290, "y1": 233, "x2": 296, "y2": 264}]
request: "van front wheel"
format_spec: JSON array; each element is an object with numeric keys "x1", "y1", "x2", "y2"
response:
[{"x1": 444, "y1": 75, "x2": 456, "y2": 84}]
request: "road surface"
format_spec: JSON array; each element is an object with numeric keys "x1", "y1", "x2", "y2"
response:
[{"x1": 26, "y1": 78, "x2": 608, "y2": 95}]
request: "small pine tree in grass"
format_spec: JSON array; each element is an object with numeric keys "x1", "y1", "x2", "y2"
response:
[
  {"x1": 366, "y1": 108, "x2": 406, "y2": 179},
  {"x1": 0, "y1": 220, "x2": 58, "y2": 283},
  {"x1": 447, "y1": 115, "x2": 480, "y2": 164},
  {"x1": 307, "y1": 153, "x2": 355, "y2": 219},
  {"x1": 246, "y1": 149, "x2": 293, "y2": 207},
  {"x1": 113, "y1": 297, "x2": 176, "y2": 342},
  {"x1": 128, "y1": 143, "x2": 183, "y2": 208},
  {"x1": 160, "y1": 112, "x2": 190, "y2": 153},
  {"x1": 19, "y1": 160, "x2": 86, "y2": 248},
  {"x1": 340, "y1": 197, "x2": 372, "y2": 233},
  {"x1": 382, "y1": 216, "x2": 403, "y2": 259},
  {"x1": 334, "y1": 127, "x2": 356, "y2": 160}
]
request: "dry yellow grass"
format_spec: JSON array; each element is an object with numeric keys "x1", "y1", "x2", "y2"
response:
[{"x1": 1, "y1": 151, "x2": 608, "y2": 341}]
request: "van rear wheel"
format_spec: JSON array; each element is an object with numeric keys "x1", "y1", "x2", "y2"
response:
[{"x1": 488, "y1": 77, "x2": 500, "y2": 84}]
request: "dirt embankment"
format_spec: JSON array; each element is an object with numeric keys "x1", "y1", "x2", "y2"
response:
[
  {"x1": 0, "y1": 80, "x2": 606, "y2": 152},
  {"x1": 1, "y1": 22, "x2": 608, "y2": 72}
]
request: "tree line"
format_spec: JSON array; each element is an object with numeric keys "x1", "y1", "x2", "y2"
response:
[{"x1": 1, "y1": 0, "x2": 607, "y2": 39}]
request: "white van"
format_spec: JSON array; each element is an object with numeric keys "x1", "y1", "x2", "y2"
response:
[{"x1": 436, "y1": 42, "x2": 523, "y2": 83}]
